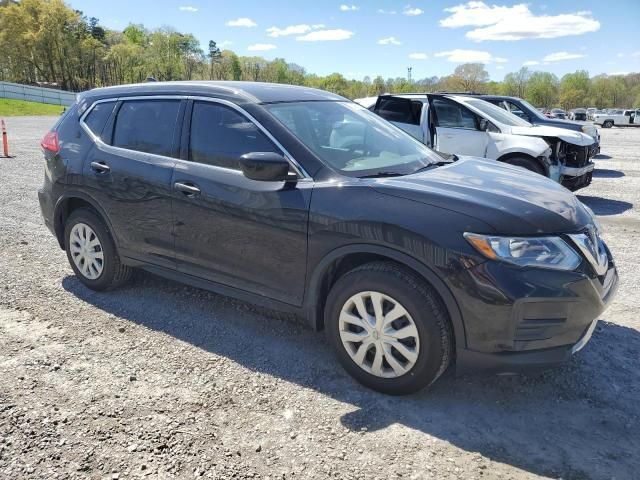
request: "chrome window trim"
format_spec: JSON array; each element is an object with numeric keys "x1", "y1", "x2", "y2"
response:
[{"x1": 79, "y1": 94, "x2": 312, "y2": 181}]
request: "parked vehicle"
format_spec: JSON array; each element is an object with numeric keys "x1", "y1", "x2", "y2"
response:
[
  {"x1": 436, "y1": 94, "x2": 600, "y2": 156},
  {"x1": 356, "y1": 94, "x2": 596, "y2": 191},
  {"x1": 569, "y1": 109, "x2": 588, "y2": 121},
  {"x1": 593, "y1": 109, "x2": 640, "y2": 128},
  {"x1": 549, "y1": 108, "x2": 567, "y2": 119},
  {"x1": 587, "y1": 108, "x2": 597, "y2": 120},
  {"x1": 38, "y1": 82, "x2": 618, "y2": 395}
]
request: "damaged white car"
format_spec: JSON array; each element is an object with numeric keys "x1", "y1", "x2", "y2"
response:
[{"x1": 357, "y1": 94, "x2": 596, "y2": 191}]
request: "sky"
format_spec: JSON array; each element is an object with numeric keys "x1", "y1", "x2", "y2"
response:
[{"x1": 69, "y1": 0, "x2": 640, "y2": 81}]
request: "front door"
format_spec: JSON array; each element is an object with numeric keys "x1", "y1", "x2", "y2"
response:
[
  {"x1": 82, "y1": 98, "x2": 184, "y2": 268},
  {"x1": 428, "y1": 97, "x2": 489, "y2": 157},
  {"x1": 171, "y1": 99, "x2": 312, "y2": 305}
]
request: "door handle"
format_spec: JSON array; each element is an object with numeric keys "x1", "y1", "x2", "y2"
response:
[
  {"x1": 90, "y1": 161, "x2": 110, "y2": 174},
  {"x1": 174, "y1": 181, "x2": 201, "y2": 196}
]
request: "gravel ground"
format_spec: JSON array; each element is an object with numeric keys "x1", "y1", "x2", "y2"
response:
[{"x1": 0, "y1": 116, "x2": 639, "y2": 480}]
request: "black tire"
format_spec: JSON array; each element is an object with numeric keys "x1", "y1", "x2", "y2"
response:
[
  {"x1": 325, "y1": 262, "x2": 452, "y2": 395},
  {"x1": 602, "y1": 120, "x2": 613, "y2": 128},
  {"x1": 64, "y1": 207, "x2": 131, "y2": 291},
  {"x1": 505, "y1": 156, "x2": 545, "y2": 175}
]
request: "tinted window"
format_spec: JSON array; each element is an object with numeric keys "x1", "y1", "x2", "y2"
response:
[
  {"x1": 375, "y1": 97, "x2": 420, "y2": 125},
  {"x1": 189, "y1": 101, "x2": 277, "y2": 169},
  {"x1": 84, "y1": 101, "x2": 116, "y2": 138},
  {"x1": 113, "y1": 100, "x2": 180, "y2": 156},
  {"x1": 432, "y1": 99, "x2": 477, "y2": 129}
]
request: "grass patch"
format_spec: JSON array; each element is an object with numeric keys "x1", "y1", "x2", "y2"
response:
[{"x1": 0, "y1": 98, "x2": 66, "y2": 116}]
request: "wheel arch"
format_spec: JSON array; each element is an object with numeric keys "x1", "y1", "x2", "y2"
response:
[
  {"x1": 497, "y1": 151, "x2": 548, "y2": 176},
  {"x1": 304, "y1": 244, "x2": 467, "y2": 349},
  {"x1": 53, "y1": 191, "x2": 117, "y2": 250}
]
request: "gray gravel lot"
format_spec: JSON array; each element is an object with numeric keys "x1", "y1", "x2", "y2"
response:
[{"x1": 0, "y1": 116, "x2": 639, "y2": 480}]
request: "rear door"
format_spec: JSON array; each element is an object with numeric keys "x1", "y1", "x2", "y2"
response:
[
  {"x1": 171, "y1": 99, "x2": 312, "y2": 305},
  {"x1": 81, "y1": 97, "x2": 184, "y2": 268},
  {"x1": 373, "y1": 96, "x2": 424, "y2": 141},
  {"x1": 427, "y1": 96, "x2": 489, "y2": 157}
]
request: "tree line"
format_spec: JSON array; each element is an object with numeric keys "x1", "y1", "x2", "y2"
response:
[{"x1": 1, "y1": 0, "x2": 639, "y2": 109}]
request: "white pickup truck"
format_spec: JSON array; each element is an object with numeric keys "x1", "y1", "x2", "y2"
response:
[
  {"x1": 593, "y1": 109, "x2": 640, "y2": 128},
  {"x1": 356, "y1": 94, "x2": 597, "y2": 191}
]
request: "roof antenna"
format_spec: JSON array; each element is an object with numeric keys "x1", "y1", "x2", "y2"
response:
[{"x1": 146, "y1": 76, "x2": 158, "y2": 82}]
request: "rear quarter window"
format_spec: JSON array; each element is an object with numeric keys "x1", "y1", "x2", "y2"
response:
[{"x1": 83, "y1": 101, "x2": 116, "y2": 139}]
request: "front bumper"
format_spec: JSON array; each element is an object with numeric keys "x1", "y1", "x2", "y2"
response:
[{"x1": 453, "y1": 245, "x2": 618, "y2": 374}]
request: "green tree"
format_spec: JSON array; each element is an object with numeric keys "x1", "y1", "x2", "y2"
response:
[
  {"x1": 451, "y1": 63, "x2": 489, "y2": 92},
  {"x1": 526, "y1": 72, "x2": 559, "y2": 108}
]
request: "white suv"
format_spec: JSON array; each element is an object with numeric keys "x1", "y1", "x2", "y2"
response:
[{"x1": 356, "y1": 94, "x2": 597, "y2": 191}]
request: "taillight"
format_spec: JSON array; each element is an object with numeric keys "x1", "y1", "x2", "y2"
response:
[{"x1": 41, "y1": 131, "x2": 60, "y2": 154}]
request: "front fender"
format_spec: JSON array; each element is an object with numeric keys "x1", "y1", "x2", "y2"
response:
[{"x1": 304, "y1": 243, "x2": 468, "y2": 350}]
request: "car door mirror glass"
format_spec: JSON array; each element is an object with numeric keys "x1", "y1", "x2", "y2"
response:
[
  {"x1": 239, "y1": 152, "x2": 293, "y2": 182},
  {"x1": 479, "y1": 118, "x2": 489, "y2": 131}
]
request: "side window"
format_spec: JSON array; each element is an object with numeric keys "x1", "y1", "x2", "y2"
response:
[
  {"x1": 84, "y1": 101, "x2": 116, "y2": 139},
  {"x1": 506, "y1": 101, "x2": 528, "y2": 120},
  {"x1": 432, "y1": 99, "x2": 478, "y2": 129},
  {"x1": 189, "y1": 101, "x2": 278, "y2": 169},
  {"x1": 112, "y1": 100, "x2": 181, "y2": 157},
  {"x1": 375, "y1": 97, "x2": 420, "y2": 125}
]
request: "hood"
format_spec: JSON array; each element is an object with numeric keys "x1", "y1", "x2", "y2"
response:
[
  {"x1": 533, "y1": 118, "x2": 583, "y2": 131},
  {"x1": 372, "y1": 158, "x2": 593, "y2": 235},
  {"x1": 509, "y1": 125, "x2": 594, "y2": 146}
]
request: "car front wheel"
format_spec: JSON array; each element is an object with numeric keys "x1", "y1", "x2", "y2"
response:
[
  {"x1": 64, "y1": 208, "x2": 131, "y2": 291},
  {"x1": 325, "y1": 262, "x2": 452, "y2": 395},
  {"x1": 602, "y1": 120, "x2": 613, "y2": 128}
]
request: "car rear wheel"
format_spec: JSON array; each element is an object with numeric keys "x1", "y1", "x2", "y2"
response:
[
  {"x1": 325, "y1": 262, "x2": 452, "y2": 395},
  {"x1": 505, "y1": 156, "x2": 545, "y2": 176},
  {"x1": 64, "y1": 208, "x2": 131, "y2": 291},
  {"x1": 602, "y1": 120, "x2": 614, "y2": 128}
]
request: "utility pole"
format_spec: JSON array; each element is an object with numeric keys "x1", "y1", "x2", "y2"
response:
[{"x1": 407, "y1": 67, "x2": 412, "y2": 83}]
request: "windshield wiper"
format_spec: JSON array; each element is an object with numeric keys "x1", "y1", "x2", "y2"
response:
[
  {"x1": 358, "y1": 171, "x2": 406, "y2": 178},
  {"x1": 411, "y1": 155, "x2": 459, "y2": 174}
]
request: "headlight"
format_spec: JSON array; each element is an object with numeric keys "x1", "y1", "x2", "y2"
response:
[
  {"x1": 580, "y1": 203, "x2": 602, "y2": 233},
  {"x1": 464, "y1": 233, "x2": 581, "y2": 270}
]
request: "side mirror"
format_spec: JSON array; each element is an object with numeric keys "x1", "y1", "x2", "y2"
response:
[
  {"x1": 478, "y1": 118, "x2": 489, "y2": 131},
  {"x1": 239, "y1": 152, "x2": 293, "y2": 182}
]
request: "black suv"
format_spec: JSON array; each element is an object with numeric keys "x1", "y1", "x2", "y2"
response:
[
  {"x1": 39, "y1": 82, "x2": 618, "y2": 394},
  {"x1": 462, "y1": 94, "x2": 600, "y2": 157}
]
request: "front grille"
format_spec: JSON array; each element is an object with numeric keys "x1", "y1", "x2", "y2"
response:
[{"x1": 564, "y1": 144, "x2": 590, "y2": 168}]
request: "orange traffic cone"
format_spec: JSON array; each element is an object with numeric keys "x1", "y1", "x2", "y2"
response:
[{"x1": 1, "y1": 119, "x2": 9, "y2": 157}]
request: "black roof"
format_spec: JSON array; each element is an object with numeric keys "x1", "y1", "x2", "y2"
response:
[{"x1": 79, "y1": 81, "x2": 346, "y2": 104}]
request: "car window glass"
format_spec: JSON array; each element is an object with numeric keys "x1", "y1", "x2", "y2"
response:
[
  {"x1": 189, "y1": 101, "x2": 278, "y2": 169},
  {"x1": 113, "y1": 100, "x2": 180, "y2": 156},
  {"x1": 84, "y1": 101, "x2": 116, "y2": 138},
  {"x1": 432, "y1": 99, "x2": 477, "y2": 129},
  {"x1": 375, "y1": 97, "x2": 419, "y2": 125}
]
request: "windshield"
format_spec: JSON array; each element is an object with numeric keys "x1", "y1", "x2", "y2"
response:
[
  {"x1": 519, "y1": 99, "x2": 547, "y2": 120},
  {"x1": 265, "y1": 101, "x2": 440, "y2": 177},
  {"x1": 462, "y1": 98, "x2": 532, "y2": 127}
]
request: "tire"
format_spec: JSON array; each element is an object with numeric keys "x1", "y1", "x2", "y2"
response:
[
  {"x1": 505, "y1": 156, "x2": 545, "y2": 175},
  {"x1": 325, "y1": 261, "x2": 452, "y2": 395},
  {"x1": 64, "y1": 207, "x2": 131, "y2": 291},
  {"x1": 602, "y1": 120, "x2": 613, "y2": 128}
]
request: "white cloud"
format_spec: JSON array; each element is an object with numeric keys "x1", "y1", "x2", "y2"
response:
[
  {"x1": 179, "y1": 6, "x2": 198, "y2": 12},
  {"x1": 267, "y1": 24, "x2": 312, "y2": 37},
  {"x1": 543, "y1": 51, "x2": 586, "y2": 62},
  {"x1": 434, "y1": 49, "x2": 505, "y2": 63},
  {"x1": 616, "y1": 53, "x2": 625, "y2": 58},
  {"x1": 378, "y1": 9, "x2": 397, "y2": 14},
  {"x1": 226, "y1": 17, "x2": 257, "y2": 28},
  {"x1": 409, "y1": 52, "x2": 428, "y2": 60},
  {"x1": 378, "y1": 36, "x2": 402, "y2": 45},
  {"x1": 219, "y1": 40, "x2": 233, "y2": 48},
  {"x1": 296, "y1": 29, "x2": 354, "y2": 41},
  {"x1": 608, "y1": 71, "x2": 629, "y2": 76},
  {"x1": 247, "y1": 43, "x2": 277, "y2": 51},
  {"x1": 403, "y1": 5, "x2": 424, "y2": 16},
  {"x1": 440, "y1": 2, "x2": 600, "y2": 41},
  {"x1": 523, "y1": 60, "x2": 539, "y2": 66},
  {"x1": 340, "y1": 4, "x2": 359, "y2": 11}
]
